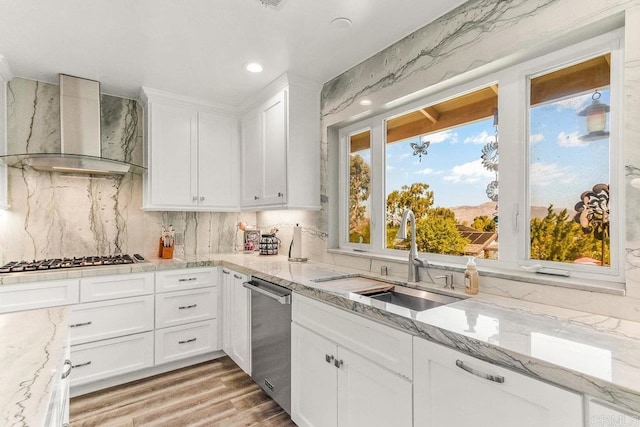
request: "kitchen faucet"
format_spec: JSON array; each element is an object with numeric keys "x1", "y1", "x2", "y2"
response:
[{"x1": 397, "y1": 209, "x2": 428, "y2": 282}]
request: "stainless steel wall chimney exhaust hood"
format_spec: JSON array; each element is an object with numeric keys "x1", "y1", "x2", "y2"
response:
[{"x1": 1, "y1": 74, "x2": 146, "y2": 175}]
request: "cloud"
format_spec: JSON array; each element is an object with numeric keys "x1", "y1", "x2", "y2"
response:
[
  {"x1": 386, "y1": 165, "x2": 395, "y2": 172},
  {"x1": 530, "y1": 162, "x2": 578, "y2": 187},
  {"x1": 557, "y1": 131, "x2": 590, "y2": 147},
  {"x1": 464, "y1": 130, "x2": 494, "y2": 145},
  {"x1": 530, "y1": 133, "x2": 544, "y2": 144},
  {"x1": 415, "y1": 167, "x2": 434, "y2": 176},
  {"x1": 443, "y1": 159, "x2": 494, "y2": 184},
  {"x1": 423, "y1": 130, "x2": 457, "y2": 144},
  {"x1": 554, "y1": 94, "x2": 591, "y2": 112}
]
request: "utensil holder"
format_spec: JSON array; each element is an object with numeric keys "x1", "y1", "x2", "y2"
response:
[{"x1": 159, "y1": 237, "x2": 174, "y2": 259}]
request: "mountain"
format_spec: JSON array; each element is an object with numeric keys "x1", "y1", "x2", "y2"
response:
[{"x1": 450, "y1": 202, "x2": 569, "y2": 225}]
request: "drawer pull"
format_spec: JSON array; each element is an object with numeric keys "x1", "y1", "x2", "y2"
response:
[
  {"x1": 61, "y1": 359, "x2": 72, "y2": 379},
  {"x1": 334, "y1": 359, "x2": 344, "y2": 368},
  {"x1": 456, "y1": 359, "x2": 504, "y2": 384},
  {"x1": 178, "y1": 304, "x2": 197, "y2": 310},
  {"x1": 325, "y1": 354, "x2": 334, "y2": 364},
  {"x1": 72, "y1": 361, "x2": 92, "y2": 369},
  {"x1": 222, "y1": 269, "x2": 231, "y2": 275},
  {"x1": 178, "y1": 277, "x2": 197, "y2": 282},
  {"x1": 178, "y1": 337, "x2": 197, "y2": 344},
  {"x1": 233, "y1": 274, "x2": 243, "y2": 279},
  {"x1": 70, "y1": 321, "x2": 93, "y2": 328}
]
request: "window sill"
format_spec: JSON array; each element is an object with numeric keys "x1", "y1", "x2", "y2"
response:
[{"x1": 327, "y1": 248, "x2": 625, "y2": 296}]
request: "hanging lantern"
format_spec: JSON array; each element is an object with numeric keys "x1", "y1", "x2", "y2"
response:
[{"x1": 578, "y1": 90, "x2": 610, "y2": 142}]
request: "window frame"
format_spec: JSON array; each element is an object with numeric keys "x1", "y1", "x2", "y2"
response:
[{"x1": 337, "y1": 29, "x2": 624, "y2": 284}]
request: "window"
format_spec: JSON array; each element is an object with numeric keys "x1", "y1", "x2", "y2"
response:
[
  {"x1": 339, "y1": 30, "x2": 623, "y2": 283},
  {"x1": 385, "y1": 86, "x2": 499, "y2": 259}
]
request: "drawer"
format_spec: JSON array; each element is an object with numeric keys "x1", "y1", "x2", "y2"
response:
[
  {"x1": 293, "y1": 294, "x2": 412, "y2": 379},
  {"x1": 70, "y1": 332, "x2": 154, "y2": 386},
  {"x1": 69, "y1": 295, "x2": 154, "y2": 345},
  {"x1": 155, "y1": 267, "x2": 217, "y2": 293},
  {"x1": 155, "y1": 287, "x2": 217, "y2": 329},
  {"x1": 155, "y1": 319, "x2": 219, "y2": 365},
  {"x1": 80, "y1": 273, "x2": 154, "y2": 302},
  {"x1": 0, "y1": 280, "x2": 79, "y2": 314}
]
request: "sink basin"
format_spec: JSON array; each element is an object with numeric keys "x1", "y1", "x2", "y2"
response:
[
  {"x1": 358, "y1": 286, "x2": 462, "y2": 311},
  {"x1": 310, "y1": 275, "x2": 394, "y2": 293}
]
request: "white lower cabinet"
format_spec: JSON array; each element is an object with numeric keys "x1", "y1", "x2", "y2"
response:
[
  {"x1": 221, "y1": 267, "x2": 251, "y2": 374},
  {"x1": 154, "y1": 267, "x2": 220, "y2": 365},
  {"x1": 291, "y1": 294, "x2": 412, "y2": 427},
  {"x1": 71, "y1": 332, "x2": 154, "y2": 386},
  {"x1": 413, "y1": 337, "x2": 583, "y2": 427},
  {"x1": 69, "y1": 295, "x2": 154, "y2": 345},
  {"x1": 588, "y1": 399, "x2": 640, "y2": 427},
  {"x1": 155, "y1": 319, "x2": 218, "y2": 364}
]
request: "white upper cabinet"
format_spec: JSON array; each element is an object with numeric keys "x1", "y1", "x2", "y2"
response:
[
  {"x1": 240, "y1": 74, "x2": 321, "y2": 210},
  {"x1": 141, "y1": 88, "x2": 239, "y2": 211}
]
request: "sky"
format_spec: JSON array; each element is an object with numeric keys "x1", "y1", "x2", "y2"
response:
[{"x1": 380, "y1": 88, "x2": 611, "y2": 212}]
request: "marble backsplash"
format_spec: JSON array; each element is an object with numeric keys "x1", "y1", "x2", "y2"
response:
[{"x1": 0, "y1": 78, "x2": 252, "y2": 263}]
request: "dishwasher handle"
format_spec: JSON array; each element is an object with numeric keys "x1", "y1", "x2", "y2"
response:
[{"x1": 243, "y1": 281, "x2": 291, "y2": 305}]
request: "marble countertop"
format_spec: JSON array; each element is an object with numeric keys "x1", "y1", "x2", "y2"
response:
[
  {"x1": 1, "y1": 307, "x2": 69, "y2": 426},
  {"x1": 2, "y1": 253, "x2": 640, "y2": 414}
]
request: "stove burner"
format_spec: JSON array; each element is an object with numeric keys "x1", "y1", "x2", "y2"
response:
[{"x1": 0, "y1": 254, "x2": 136, "y2": 274}]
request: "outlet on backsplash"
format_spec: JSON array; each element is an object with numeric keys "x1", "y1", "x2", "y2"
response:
[{"x1": 175, "y1": 232, "x2": 184, "y2": 246}]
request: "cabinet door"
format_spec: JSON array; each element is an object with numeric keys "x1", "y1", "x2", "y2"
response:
[
  {"x1": 149, "y1": 102, "x2": 197, "y2": 207},
  {"x1": 241, "y1": 110, "x2": 262, "y2": 206},
  {"x1": 197, "y1": 111, "x2": 237, "y2": 208},
  {"x1": 414, "y1": 338, "x2": 583, "y2": 427},
  {"x1": 261, "y1": 90, "x2": 287, "y2": 205},
  {"x1": 337, "y1": 346, "x2": 412, "y2": 427},
  {"x1": 291, "y1": 323, "x2": 338, "y2": 427},
  {"x1": 228, "y1": 271, "x2": 251, "y2": 374}
]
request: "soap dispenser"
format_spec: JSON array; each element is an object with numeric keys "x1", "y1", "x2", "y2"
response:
[{"x1": 464, "y1": 256, "x2": 479, "y2": 295}]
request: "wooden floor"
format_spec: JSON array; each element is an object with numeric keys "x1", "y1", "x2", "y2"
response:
[{"x1": 70, "y1": 356, "x2": 297, "y2": 427}]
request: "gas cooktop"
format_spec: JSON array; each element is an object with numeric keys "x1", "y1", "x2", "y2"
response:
[{"x1": 0, "y1": 254, "x2": 145, "y2": 274}]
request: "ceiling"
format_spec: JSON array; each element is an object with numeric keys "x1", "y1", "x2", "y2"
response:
[{"x1": 0, "y1": 0, "x2": 468, "y2": 109}]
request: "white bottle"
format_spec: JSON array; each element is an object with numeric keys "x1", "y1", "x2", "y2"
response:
[{"x1": 464, "y1": 256, "x2": 479, "y2": 295}]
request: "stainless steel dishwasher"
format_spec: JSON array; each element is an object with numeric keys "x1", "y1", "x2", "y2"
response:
[{"x1": 243, "y1": 277, "x2": 292, "y2": 415}]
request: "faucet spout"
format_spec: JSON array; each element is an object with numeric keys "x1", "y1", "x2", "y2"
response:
[{"x1": 398, "y1": 209, "x2": 426, "y2": 282}]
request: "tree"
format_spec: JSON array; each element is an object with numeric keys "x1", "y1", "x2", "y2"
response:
[
  {"x1": 386, "y1": 183, "x2": 434, "y2": 225},
  {"x1": 530, "y1": 205, "x2": 604, "y2": 264},
  {"x1": 471, "y1": 215, "x2": 497, "y2": 232},
  {"x1": 385, "y1": 182, "x2": 468, "y2": 254},
  {"x1": 349, "y1": 154, "x2": 371, "y2": 242}
]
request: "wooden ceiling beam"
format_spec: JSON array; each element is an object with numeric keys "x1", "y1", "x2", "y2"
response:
[{"x1": 419, "y1": 106, "x2": 440, "y2": 123}]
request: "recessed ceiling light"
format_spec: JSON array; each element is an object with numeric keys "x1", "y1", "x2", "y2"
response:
[
  {"x1": 245, "y1": 62, "x2": 264, "y2": 73},
  {"x1": 330, "y1": 17, "x2": 352, "y2": 29},
  {"x1": 359, "y1": 99, "x2": 372, "y2": 106}
]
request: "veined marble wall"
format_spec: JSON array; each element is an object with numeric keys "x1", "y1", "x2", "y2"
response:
[
  {"x1": 258, "y1": 0, "x2": 640, "y2": 321},
  {"x1": 0, "y1": 78, "x2": 252, "y2": 263}
]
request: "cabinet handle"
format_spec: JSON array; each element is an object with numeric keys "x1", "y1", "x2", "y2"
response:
[
  {"x1": 72, "y1": 361, "x2": 92, "y2": 369},
  {"x1": 233, "y1": 274, "x2": 243, "y2": 279},
  {"x1": 334, "y1": 359, "x2": 343, "y2": 368},
  {"x1": 222, "y1": 269, "x2": 231, "y2": 274},
  {"x1": 254, "y1": 195, "x2": 259, "y2": 200},
  {"x1": 200, "y1": 196, "x2": 205, "y2": 201},
  {"x1": 455, "y1": 359, "x2": 504, "y2": 384},
  {"x1": 278, "y1": 192, "x2": 283, "y2": 197},
  {"x1": 178, "y1": 277, "x2": 197, "y2": 282},
  {"x1": 178, "y1": 304, "x2": 197, "y2": 310},
  {"x1": 192, "y1": 196, "x2": 198, "y2": 202},
  {"x1": 70, "y1": 321, "x2": 92, "y2": 328},
  {"x1": 325, "y1": 354, "x2": 334, "y2": 364},
  {"x1": 61, "y1": 359, "x2": 72, "y2": 379},
  {"x1": 178, "y1": 337, "x2": 197, "y2": 344}
]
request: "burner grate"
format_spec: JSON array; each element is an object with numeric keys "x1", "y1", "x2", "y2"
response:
[{"x1": 0, "y1": 254, "x2": 135, "y2": 274}]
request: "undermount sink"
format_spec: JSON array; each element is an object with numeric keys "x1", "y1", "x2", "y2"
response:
[
  {"x1": 310, "y1": 274, "x2": 463, "y2": 312},
  {"x1": 357, "y1": 285, "x2": 463, "y2": 312}
]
